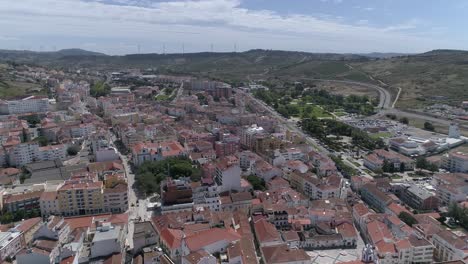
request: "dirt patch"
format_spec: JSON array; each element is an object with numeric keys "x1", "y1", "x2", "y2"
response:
[{"x1": 312, "y1": 81, "x2": 379, "y2": 99}]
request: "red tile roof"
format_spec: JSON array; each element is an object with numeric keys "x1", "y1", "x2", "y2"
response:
[
  {"x1": 254, "y1": 219, "x2": 281, "y2": 244},
  {"x1": 185, "y1": 228, "x2": 241, "y2": 252},
  {"x1": 17, "y1": 217, "x2": 42, "y2": 233},
  {"x1": 160, "y1": 228, "x2": 184, "y2": 249},
  {"x1": 261, "y1": 244, "x2": 310, "y2": 264}
]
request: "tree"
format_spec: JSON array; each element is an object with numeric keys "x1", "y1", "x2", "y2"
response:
[
  {"x1": 246, "y1": 175, "x2": 266, "y2": 191},
  {"x1": 90, "y1": 81, "x2": 111, "y2": 98},
  {"x1": 35, "y1": 136, "x2": 49, "y2": 147},
  {"x1": 398, "y1": 212, "x2": 418, "y2": 227},
  {"x1": 424, "y1": 122, "x2": 435, "y2": 131},
  {"x1": 416, "y1": 157, "x2": 428, "y2": 170},
  {"x1": 399, "y1": 117, "x2": 409, "y2": 125},
  {"x1": 67, "y1": 145, "x2": 80, "y2": 156},
  {"x1": 25, "y1": 114, "x2": 41, "y2": 127},
  {"x1": 135, "y1": 157, "x2": 201, "y2": 195}
]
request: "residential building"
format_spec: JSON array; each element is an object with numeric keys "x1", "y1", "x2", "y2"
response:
[
  {"x1": 400, "y1": 185, "x2": 439, "y2": 210},
  {"x1": 2, "y1": 189, "x2": 43, "y2": 214},
  {"x1": 253, "y1": 219, "x2": 282, "y2": 247},
  {"x1": 132, "y1": 141, "x2": 187, "y2": 166},
  {"x1": 57, "y1": 179, "x2": 104, "y2": 216},
  {"x1": 433, "y1": 173, "x2": 468, "y2": 205},
  {"x1": 360, "y1": 184, "x2": 393, "y2": 213},
  {"x1": 442, "y1": 152, "x2": 468, "y2": 173},
  {"x1": 214, "y1": 156, "x2": 241, "y2": 193},
  {"x1": 16, "y1": 217, "x2": 42, "y2": 246},
  {"x1": 0, "y1": 96, "x2": 49, "y2": 115},
  {"x1": 39, "y1": 191, "x2": 60, "y2": 217},
  {"x1": 133, "y1": 222, "x2": 159, "y2": 254},
  {"x1": 90, "y1": 223, "x2": 125, "y2": 259},
  {"x1": 7, "y1": 142, "x2": 40, "y2": 167},
  {"x1": 261, "y1": 244, "x2": 310, "y2": 264},
  {"x1": 432, "y1": 229, "x2": 468, "y2": 262},
  {"x1": 103, "y1": 182, "x2": 128, "y2": 213},
  {"x1": 364, "y1": 149, "x2": 415, "y2": 172},
  {"x1": 289, "y1": 171, "x2": 342, "y2": 200},
  {"x1": 38, "y1": 144, "x2": 67, "y2": 161},
  {"x1": 0, "y1": 230, "x2": 23, "y2": 261}
]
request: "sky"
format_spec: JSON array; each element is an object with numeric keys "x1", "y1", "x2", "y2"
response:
[{"x1": 0, "y1": 0, "x2": 467, "y2": 55}]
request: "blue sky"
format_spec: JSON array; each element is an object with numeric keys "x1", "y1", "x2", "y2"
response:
[{"x1": 0, "y1": 0, "x2": 467, "y2": 55}]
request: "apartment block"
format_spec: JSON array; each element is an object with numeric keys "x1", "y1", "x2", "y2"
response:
[
  {"x1": 442, "y1": 152, "x2": 468, "y2": 173},
  {"x1": 0, "y1": 96, "x2": 49, "y2": 115}
]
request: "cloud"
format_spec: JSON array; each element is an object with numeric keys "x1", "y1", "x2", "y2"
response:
[{"x1": 0, "y1": 0, "x2": 454, "y2": 54}]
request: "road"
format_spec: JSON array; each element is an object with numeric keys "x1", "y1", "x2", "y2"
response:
[
  {"x1": 241, "y1": 89, "x2": 330, "y2": 155},
  {"x1": 111, "y1": 136, "x2": 153, "y2": 250},
  {"x1": 301, "y1": 78, "x2": 392, "y2": 109},
  {"x1": 302, "y1": 78, "x2": 468, "y2": 131}
]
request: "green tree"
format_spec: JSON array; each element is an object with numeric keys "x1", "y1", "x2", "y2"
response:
[
  {"x1": 399, "y1": 117, "x2": 409, "y2": 125},
  {"x1": 246, "y1": 175, "x2": 266, "y2": 191},
  {"x1": 135, "y1": 157, "x2": 201, "y2": 195},
  {"x1": 424, "y1": 122, "x2": 435, "y2": 131},
  {"x1": 398, "y1": 212, "x2": 418, "y2": 227},
  {"x1": 67, "y1": 145, "x2": 80, "y2": 156},
  {"x1": 35, "y1": 136, "x2": 49, "y2": 147},
  {"x1": 90, "y1": 81, "x2": 111, "y2": 98}
]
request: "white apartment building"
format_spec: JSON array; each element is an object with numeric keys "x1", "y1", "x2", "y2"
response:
[
  {"x1": 0, "y1": 231, "x2": 22, "y2": 261},
  {"x1": 192, "y1": 184, "x2": 220, "y2": 211},
  {"x1": 432, "y1": 229, "x2": 468, "y2": 262},
  {"x1": 433, "y1": 173, "x2": 468, "y2": 205},
  {"x1": 39, "y1": 191, "x2": 60, "y2": 217},
  {"x1": 38, "y1": 144, "x2": 67, "y2": 161},
  {"x1": 103, "y1": 183, "x2": 129, "y2": 213},
  {"x1": 0, "y1": 96, "x2": 49, "y2": 115},
  {"x1": 70, "y1": 124, "x2": 96, "y2": 138},
  {"x1": 214, "y1": 156, "x2": 241, "y2": 193},
  {"x1": 240, "y1": 125, "x2": 264, "y2": 150},
  {"x1": 442, "y1": 152, "x2": 468, "y2": 173},
  {"x1": 8, "y1": 142, "x2": 40, "y2": 167}
]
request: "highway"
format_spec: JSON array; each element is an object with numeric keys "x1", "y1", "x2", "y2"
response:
[
  {"x1": 301, "y1": 78, "x2": 392, "y2": 109},
  {"x1": 302, "y1": 78, "x2": 468, "y2": 131}
]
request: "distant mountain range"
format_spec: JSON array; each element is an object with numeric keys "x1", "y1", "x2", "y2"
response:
[{"x1": 0, "y1": 48, "x2": 467, "y2": 109}]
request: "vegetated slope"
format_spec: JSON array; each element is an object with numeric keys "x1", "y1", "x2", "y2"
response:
[
  {"x1": 352, "y1": 50, "x2": 468, "y2": 109},
  {"x1": 1, "y1": 48, "x2": 468, "y2": 108}
]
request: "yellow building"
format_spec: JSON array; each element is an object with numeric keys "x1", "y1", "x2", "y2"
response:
[{"x1": 57, "y1": 180, "x2": 104, "y2": 216}]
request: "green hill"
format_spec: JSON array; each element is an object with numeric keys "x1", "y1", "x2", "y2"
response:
[{"x1": 1, "y1": 48, "x2": 467, "y2": 109}]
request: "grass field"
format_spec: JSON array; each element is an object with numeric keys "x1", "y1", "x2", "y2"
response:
[
  {"x1": 300, "y1": 104, "x2": 333, "y2": 119},
  {"x1": 0, "y1": 79, "x2": 45, "y2": 99}
]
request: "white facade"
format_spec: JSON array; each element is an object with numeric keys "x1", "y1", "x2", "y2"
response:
[
  {"x1": 103, "y1": 187, "x2": 129, "y2": 213},
  {"x1": 39, "y1": 194, "x2": 60, "y2": 217},
  {"x1": 0, "y1": 231, "x2": 22, "y2": 261},
  {"x1": 95, "y1": 148, "x2": 119, "y2": 162},
  {"x1": 38, "y1": 145, "x2": 67, "y2": 161},
  {"x1": 8, "y1": 143, "x2": 40, "y2": 166},
  {"x1": 192, "y1": 185, "x2": 220, "y2": 211},
  {"x1": 0, "y1": 96, "x2": 49, "y2": 115},
  {"x1": 432, "y1": 231, "x2": 468, "y2": 262},
  {"x1": 215, "y1": 165, "x2": 241, "y2": 193},
  {"x1": 90, "y1": 225, "x2": 124, "y2": 259},
  {"x1": 443, "y1": 152, "x2": 468, "y2": 173},
  {"x1": 70, "y1": 124, "x2": 96, "y2": 138}
]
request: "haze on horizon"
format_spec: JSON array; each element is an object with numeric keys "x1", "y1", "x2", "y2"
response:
[{"x1": 1, "y1": 0, "x2": 468, "y2": 55}]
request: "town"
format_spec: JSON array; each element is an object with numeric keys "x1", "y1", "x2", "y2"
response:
[{"x1": 0, "y1": 62, "x2": 467, "y2": 264}]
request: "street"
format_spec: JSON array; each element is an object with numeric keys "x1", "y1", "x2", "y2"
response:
[{"x1": 112, "y1": 136, "x2": 153, "y2": 250}]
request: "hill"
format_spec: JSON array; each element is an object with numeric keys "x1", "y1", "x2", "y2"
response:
[
  {"x1": 0, "y1": 48, "x2": 467, "y2": 109},
  {"x1": 351, "y1": 49, "x2": 468, "y2": 108}
]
